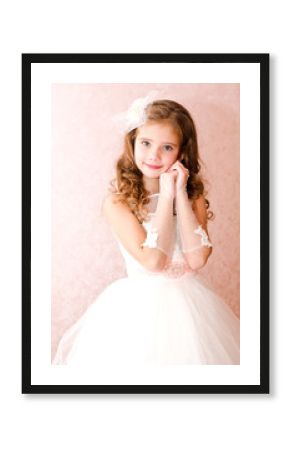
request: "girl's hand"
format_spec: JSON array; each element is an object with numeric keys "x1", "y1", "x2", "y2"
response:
[
  {"x1": 159, "y1": 170, "x2": 178, "y2": 199},
  {"x1": 169, "y1": 161, "x2": 189, "y2": 194}
]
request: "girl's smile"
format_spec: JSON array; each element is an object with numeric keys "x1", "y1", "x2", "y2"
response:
[{"x1": 143, "y1": 162, "x2": 163, "y2": 170}]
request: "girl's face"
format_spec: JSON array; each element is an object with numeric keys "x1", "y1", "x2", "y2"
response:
[{"x1": 134, "y1": 121, "x2": 181, "y2": 178}]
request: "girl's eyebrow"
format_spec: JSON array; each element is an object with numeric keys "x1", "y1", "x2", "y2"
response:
[{"x1": 138, "y1": 137, "x2": 178, "y2": 146}]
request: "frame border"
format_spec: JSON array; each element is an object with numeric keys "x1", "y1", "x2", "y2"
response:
[{"x1": 22, "y1": 53, "x2": 269, "y2": 394}]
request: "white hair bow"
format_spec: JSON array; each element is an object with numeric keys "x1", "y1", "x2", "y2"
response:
[{"x1": 113, "y1": 90, "x2": 160, "y2": 132}]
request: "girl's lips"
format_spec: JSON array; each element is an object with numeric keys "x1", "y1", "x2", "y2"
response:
[{"x1": 144, "y1": 162, "x2": 162, "y2": 170}]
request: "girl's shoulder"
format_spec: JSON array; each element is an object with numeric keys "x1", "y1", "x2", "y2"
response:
[
  {"x1": 102, "y1": 192, "x2": 123, "y2": 211},
  {"x1": 102, "y1": 192, "x2": 132, "y2": 222},
  {"x1": 103, "y1": 191, "x2": 122, "y2": 204},
  {"x1": 191, "y1": 194, "x2": 209, "y2": 229},
  {"x1": 191, "y1": 194, "x2": 206, "y2": 210}
]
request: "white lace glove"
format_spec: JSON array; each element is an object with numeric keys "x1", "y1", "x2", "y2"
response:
[
  {"x1": 164, "y1": 160, "x2": 212, "y2": 255},
  {"x1": 176, "y1": 192, "x2": 212, "y2": 254},
  {"x1": 141, "y1": 172, "x2": 176, "y2": 258}
]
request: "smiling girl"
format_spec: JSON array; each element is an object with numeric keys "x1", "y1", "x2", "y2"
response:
[{"x1": 53, "y1": 96, "x2": 239, "y2": 366}]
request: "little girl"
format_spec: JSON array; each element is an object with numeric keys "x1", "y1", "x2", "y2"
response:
[{"x1": 53, "y1": 95, "x2": 240, "y2": 366}]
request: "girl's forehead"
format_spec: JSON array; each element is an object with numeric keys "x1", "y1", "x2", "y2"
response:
[{"x1": 137, "y1": 120, "x2": 180, "y2": 142}]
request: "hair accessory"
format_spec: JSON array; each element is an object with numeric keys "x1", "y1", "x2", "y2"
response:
[{"x1": 113, "y1": 90, "x2": 160, "y2": 132}]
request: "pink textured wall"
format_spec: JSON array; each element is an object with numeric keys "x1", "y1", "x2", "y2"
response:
[{"x1": 51, "y1": 84, "x2": 240, "y2": 360}]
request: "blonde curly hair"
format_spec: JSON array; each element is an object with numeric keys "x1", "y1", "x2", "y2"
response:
[{"x1": 109, "y1": 99, "x2": 213, "y2": 222}]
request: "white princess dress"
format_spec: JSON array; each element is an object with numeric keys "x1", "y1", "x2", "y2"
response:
[{"x1": 53, "y1": 194, "x2": 240, "y2": 366}]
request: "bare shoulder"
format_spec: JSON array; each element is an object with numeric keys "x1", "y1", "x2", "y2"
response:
[
  {"x1": 191, "y1": 195, "x2": 208, "y2": 229},
  {"x1": 102, "y1": 192, "x2": 123, "y2": 210},
  {"x1": 192, "y1": 194, "x2": 207, "y2": 211},
  {"x1": 102, "y1": 193, "x2": 132, "y2": 223},
  {"x1": 101, "y1": 193, "x2": 151, "y2": 266},
  {"x1": 102, "y1": 192, "x2": 131, "y2": 212}
]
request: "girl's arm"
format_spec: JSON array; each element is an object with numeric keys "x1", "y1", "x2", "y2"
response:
[
  {"x1": 175, "y1": 190, "x2": 212, "y2": 270},
  {"x1": 169, "y1": 160, "x2": 212, "y2": 271},
  {"x1": 102, "y1": 192, "x2": 174, "y2": 272}
]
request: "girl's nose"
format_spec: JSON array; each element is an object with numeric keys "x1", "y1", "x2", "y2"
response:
[{"x1": 148, "y1": 145, "x2": 160, "y2": 160}]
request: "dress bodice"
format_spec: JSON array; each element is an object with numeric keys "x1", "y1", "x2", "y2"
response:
[{"x1": 116, "y1": 194, "x2": 195, "y2": 279}]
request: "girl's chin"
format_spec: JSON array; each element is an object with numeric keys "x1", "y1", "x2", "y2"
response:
[{"x1": 143, "y1": 173, "x2": 160, "y2": 180}]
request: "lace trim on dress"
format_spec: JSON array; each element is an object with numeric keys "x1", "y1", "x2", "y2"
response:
[
  {"x1": 181, "y1": 225, "x2": 213, "y2": 253},
  {"x1": 141, "y1": 223, "x2": 159, "y2": 249}
]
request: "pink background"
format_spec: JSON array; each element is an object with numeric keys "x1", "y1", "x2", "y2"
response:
[{"x1": 51, "y1": 84, "x2": 240, "y2": 360}]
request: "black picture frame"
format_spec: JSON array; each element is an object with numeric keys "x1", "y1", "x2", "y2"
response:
[{"x1": 22, "y1": 53, "x2": 269, "y2": 394}]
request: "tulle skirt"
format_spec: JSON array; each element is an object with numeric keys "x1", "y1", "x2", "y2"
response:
[{"x1": 53, "y1": 272, "x2": 240, "y2": 366}]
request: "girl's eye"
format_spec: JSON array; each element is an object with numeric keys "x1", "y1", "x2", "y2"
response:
[
  {"x1": 141, "y1": 140, "x2": 150, "y2": 147},
  {"x1": 164, "y1": 145, "x2": 173, "y2": 152}
]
